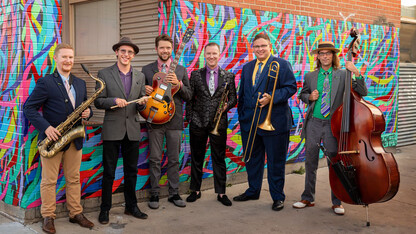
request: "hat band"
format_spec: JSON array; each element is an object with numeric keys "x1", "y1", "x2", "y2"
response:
[{"x1": 318, "y1": 44, "x2": 336, "y2": 49}]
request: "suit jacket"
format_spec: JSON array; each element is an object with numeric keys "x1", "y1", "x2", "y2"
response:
[
  {"x1": 94, "y1": 63, "x2": 146, "y2": 141},
  {"x1": 23, "y1": 71, "x2": 91, "y2": 151},
  {"x1": 238, "y1": 56, "x2": 297, "y2": 136},
  {"x1": 141, "y1": 61, "x2": 192, "y2": 130},
  {"x1": 186, "y1": 67, "x2": 237, "y2": 131},
  {"x1": 298, "y1": 69, "x2": 368, "y2": 139}
]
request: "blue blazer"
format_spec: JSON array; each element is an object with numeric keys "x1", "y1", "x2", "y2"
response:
[
  {"x1": 237, "y1": 56, "x2": 297, "y2": 136},
  {"x1": 23, "y1": 71, "x2": 92, "y2": 151}
]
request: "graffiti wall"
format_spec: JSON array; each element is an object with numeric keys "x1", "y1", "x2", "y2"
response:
[{"x1": 0, "y1": 0, "x2": 398, "y2": 209}]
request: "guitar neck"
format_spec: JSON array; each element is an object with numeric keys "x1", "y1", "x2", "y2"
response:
[{"x1": 167, "y1": 42, "x2": 186, "y2": 74}]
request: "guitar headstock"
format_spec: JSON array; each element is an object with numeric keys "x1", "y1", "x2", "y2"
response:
[
  {"x1": 182, "y1": 22, "x2": 195, "y2": 44},
  {"x1": 348, "y1": 28, "x2": 361, "y2": 57}
]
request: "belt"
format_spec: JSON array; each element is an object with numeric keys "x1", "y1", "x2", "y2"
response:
[{"x1": 310, "y1": 116, "x2": 331, "y2": 122}]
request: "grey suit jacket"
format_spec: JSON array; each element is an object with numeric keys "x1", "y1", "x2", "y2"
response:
[
  {"x1": 94, "y1": 63, "x2": 146, "y2": 141},
  {"x1": 298, "y1": 69, "x2": 368, "y2": 139},
  {"x1": 141, "y1": 61, "x2": 192, "y2": 130},
  {"x1": 186, "y1": 67, "x2": 237, "y2": 131}
]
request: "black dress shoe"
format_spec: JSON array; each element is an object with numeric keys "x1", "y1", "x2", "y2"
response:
[
  {"x1": 98, "y1": 210, "x2": 109, "y2": 224},
  {"x1": 272, "y1": 200, "x2": 284, "y2": 211},
  {"x1": 186, "y1": 191, "x2": 201, "y2": 202},
  {"x1": 217, "y1": 194, "x2": 232, "y2": 206},
  {"x1": 125, "y1": 206, "x2": 148, "y2": 219},
  {"x1": 233, "y1": 193, "x2": 259, "y2": 202}
]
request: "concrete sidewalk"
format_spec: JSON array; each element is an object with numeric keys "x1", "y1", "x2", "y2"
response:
[{"x1": 1, "y1": 145, "x2": 415, "y2": 234}]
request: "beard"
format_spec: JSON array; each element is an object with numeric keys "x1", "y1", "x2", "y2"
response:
[{"x1": 158, "y1": 53, "x2": 171, "y2": 62}]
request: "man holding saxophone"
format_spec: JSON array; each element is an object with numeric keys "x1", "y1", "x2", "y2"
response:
[
  {"x1": 23, "y1": 43, "x2": 94, "y2": 233},
  {"x1": 185, "y1": 42, "x2": 237, "y2": 206},
  {"x1": 234, "y1": 33, "x2": 297, "y2": 211}
]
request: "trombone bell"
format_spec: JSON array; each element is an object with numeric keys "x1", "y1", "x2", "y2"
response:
[{"x1": 258, "y1": 118, "x2": 275, "y2": 131}]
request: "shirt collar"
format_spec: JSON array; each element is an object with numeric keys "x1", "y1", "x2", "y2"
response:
[
  {"x1": 59, "y1": 72, "x2": 69, "y2": 84},
  {"x1": 207, "y1": 66, "x2": 218, "y2": 74},
  {"x1": 256, "y1": 54, "x2": 271, "y2": 66},
  {"x1": 320, "y1": 67, "x2": 333, "y2": 75},
  {"x1": 157, "y1": 57, "x2": 172, "y2": 68}
]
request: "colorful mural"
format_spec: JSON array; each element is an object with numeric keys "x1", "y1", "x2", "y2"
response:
[{"x1": 0, "y1": 0, "x2": 399, "y2": 210}]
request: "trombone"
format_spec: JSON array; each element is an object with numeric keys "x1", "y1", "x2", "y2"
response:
[{"x1": 243, "y1": 61, "x2": 280, "y2": 162}]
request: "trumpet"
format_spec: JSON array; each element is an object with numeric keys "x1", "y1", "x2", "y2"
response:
[
  {"x1": 210, "y1": 82, "x2": 229, "y2": 136},
  {"x1": 243, "y1": 61, "x2": 280, "y2": 162}
]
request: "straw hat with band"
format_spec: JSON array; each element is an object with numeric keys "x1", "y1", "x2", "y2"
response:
[
  {"x1": 311, "y1": 41, "x2": 340, "y2": 54},
  {"x1": 112, "y1": 37, "x2": 139, "y2": 55}
]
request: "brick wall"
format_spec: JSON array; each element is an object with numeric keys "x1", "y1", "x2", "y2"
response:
[{"x1": 174, "y1": 0, "x2": 401, "y2": 27}]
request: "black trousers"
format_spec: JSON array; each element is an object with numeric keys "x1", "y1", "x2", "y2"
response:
[
  {"x1": 189, "y1": 124, "x2": 227, "y2": 194},
  {"x1": 100, "y1": 134, "x2": 140, "y2": 211}
]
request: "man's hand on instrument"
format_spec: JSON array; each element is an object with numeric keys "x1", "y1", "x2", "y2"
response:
[
  {"x1": 115, "y1": 98, "x2": 128, "y2": 108},
  {"x1": 137, "y1": 96, "x2": 151, "y2": 105},
  {"x1": 166, "y1": 73, "x2": 179, "y2": 86},
  {"x1": 222, "y1": 103, "x2": 228, "y2": 113},
  {"x1": 81, "y1": 109, "x2": 90, "y2": 119},
  {"x1": 345, "y1": 61, "x2": 361, "y2": 77},
  {"x1": 259, "y1": 93, "x2": 271, "y2": 108},
  {"x1": 309, "y1": 89, "x2": 319, "y2": 101},
  {"x1": 145, "y1": 85, "x2": 153, "y2": 95},
  {"x1": 45, "y1": 126, "x2": 61, "y2": 141}
]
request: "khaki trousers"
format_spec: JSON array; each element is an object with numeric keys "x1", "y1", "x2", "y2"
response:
[{"x1": 40, "y1": 142, "x2": 83, "y2": 218}]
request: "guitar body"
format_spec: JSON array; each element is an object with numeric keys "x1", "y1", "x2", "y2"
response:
[{"x1": 139, "y1": 72, "x2": 180, "y2": 124}]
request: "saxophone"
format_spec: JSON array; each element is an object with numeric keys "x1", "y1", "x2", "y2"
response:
[{"x1": 38, "y1": 64, "x2": 105, "y2": 158}]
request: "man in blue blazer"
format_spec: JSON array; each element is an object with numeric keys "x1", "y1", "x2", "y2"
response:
[
  {"x1": 23, "y1": 43, "x2": 94, "y2": 233},
  {"x1": 234, "y1": 33, "x2": 297, "y2": 211}
]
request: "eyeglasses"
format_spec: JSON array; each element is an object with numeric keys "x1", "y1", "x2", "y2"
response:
[
  {"x1": 119, "y1": 49, "x2": 135, "y2": 56},
  {"x1": 318, "y1": 51, "x2": 333, "y2": 56},
  {"x1": 253, "y1": 44, "x2": 269, "y2": 50}
]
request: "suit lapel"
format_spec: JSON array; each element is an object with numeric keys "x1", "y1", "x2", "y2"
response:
[
  {"x1": 128, "y1": 69, "x2": 140, "y2": 100},
  {"x1": 199, "y1": 67, "x2": 210, "y2": 96},
  {"x1": 52, "y1": 71, "x2": 74, "y2": 111},
  {"x1": 331, "y1": 69, "x2": 342, "y2": 108},
  {"x1": 71, "y1": 75, "x2": 83, "y2": 108},
  {"x1": 111, "y1": 64, "x2": 127, "y2": 99}
]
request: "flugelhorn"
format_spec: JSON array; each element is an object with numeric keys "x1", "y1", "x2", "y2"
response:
[
  {"x1": 243, "y1": 61, "x2": 280, "y2": 162},
  {"x1": 210, "y1": 82, "x2": 229, "y2": 136}
]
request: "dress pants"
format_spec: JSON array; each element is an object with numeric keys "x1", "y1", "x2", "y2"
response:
[
  {"x1": 40, "y1": 142, "x2": 82, "y2": 219},
  {"x1": 241, "y1": 130, "x2": 290, "y2": 201},
  {"x1": 301, "y1": 117, "x2": 341, "y2": 206},
  {"x1": 148, "y1": 126, "x2": 181, "y2": 196},
  {"x1": 189, "y1": 124, "x2": 227, "y2": 194},
  {"x1": 100, "y1": 134, "x2": 140, "y2": 211}
]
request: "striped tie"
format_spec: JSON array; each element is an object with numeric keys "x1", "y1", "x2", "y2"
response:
[
  {"x1": 254, "y1": 62, "x2": 263, "y2": 86},
  {"x1": 321, "y1": 71, "x2": 330, "y2": 118}
]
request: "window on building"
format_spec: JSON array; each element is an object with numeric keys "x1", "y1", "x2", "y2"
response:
[
  {"x1": 402, "y1": 0, "x2": 416, "y2": 19},
  {"x1": 70, "y1": 0, "x2": 119, "y2": 57}
]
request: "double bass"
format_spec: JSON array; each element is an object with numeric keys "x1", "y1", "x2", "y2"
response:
[{"x1": 329, "y1": 28, "x2": 400, "y2": 225}]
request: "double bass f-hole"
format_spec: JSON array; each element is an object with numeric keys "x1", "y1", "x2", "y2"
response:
[{"x1": 358, "y1": 140, "x2": 375, "y2": 162}]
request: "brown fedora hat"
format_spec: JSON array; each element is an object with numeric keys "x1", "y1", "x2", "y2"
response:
[
  {"x1": 112, "y1": 37, "x2": 139, "y2": 54},
  {"x1": 311, "y1": 41, "x2": 340, "y2": 54}
]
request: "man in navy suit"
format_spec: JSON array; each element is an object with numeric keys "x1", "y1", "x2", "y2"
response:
[
  {"x1": 23, "y1": 43, "x2": 94, "y2": 233},
  {"x1": 233, "y1": 33, "x2": 297, "y2": 211}
]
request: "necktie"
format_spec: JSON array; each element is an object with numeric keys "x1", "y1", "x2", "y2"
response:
[
  {"x1": 209, "y1": 70, "x2": 215, "y2": 96},
  {"x1": 254, "y1": 62, "x2": 263, "y2": 86},
  {"x1": 161, "y1": 63, "x2": 167, "y2": 73},
  {"x1": 65, "y1": 80, "x2": 75, "y2": 108},
  {"x1": 321, "y1": 71, "x2": 330, "y2": 118}
]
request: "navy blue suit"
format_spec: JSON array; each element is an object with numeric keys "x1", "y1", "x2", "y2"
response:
[
  {"x1": 24, "y1": 71, "x2": 91, "y2": 151},
  {"x1": 237, "y1": 56, "x2": 296, "y2": 201}
]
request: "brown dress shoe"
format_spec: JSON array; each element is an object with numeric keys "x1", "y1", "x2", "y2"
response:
[
  {"x1": 42, "y1": 217, "x2": 56, "y2": 234},
  {"x1": 69, "y1": 213, "x2": 95, "y2": 229}
]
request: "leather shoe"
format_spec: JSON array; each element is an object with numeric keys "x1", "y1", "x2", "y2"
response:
[
  {"x1": 69, "y1": 213, "x2": 94, "y2": 229},
  {"x1": 186, "y1": 191, "x2": 201, "y2": 202},
  {"x1": 332, "y1": 205, "x2": 345, "y2": 215},
  {"x1": 233, "y1": 193, "x2": 259, "y2": 202},
  {"x1": 125, "y1": 206, "x2": 148, "y2": 219},
  {"x1": 217, "y1": 194, "x2": 232, "y2": 206},
  {"x1": 98, "y1": 210, "x2": 109, "y2": 224},
  {"x1": 42, "y1": 217, "x2": 56, "y2": 234},
  {"x1": 272, "y1": 200, "x2": 284, "y2": 211},
  {"x1": 292, "y1": 200, "x2": 315, "y2": 209}
]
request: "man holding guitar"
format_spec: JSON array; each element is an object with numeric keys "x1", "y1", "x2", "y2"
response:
[{"x1": 142, "y1": 34, "x2": 192, "y2": 209}]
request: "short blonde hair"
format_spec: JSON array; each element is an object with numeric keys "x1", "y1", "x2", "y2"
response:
[{"x1": 54, "y1": 43, "x2": 74, "y2": 55}]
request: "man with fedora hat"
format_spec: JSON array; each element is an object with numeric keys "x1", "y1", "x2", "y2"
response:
[
  {"x1": 293, "y1": 41, "x2": 368, "y2": 215},
  {"x1": 95, "y1": 37, "x2": 149, "y2": 224}
]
